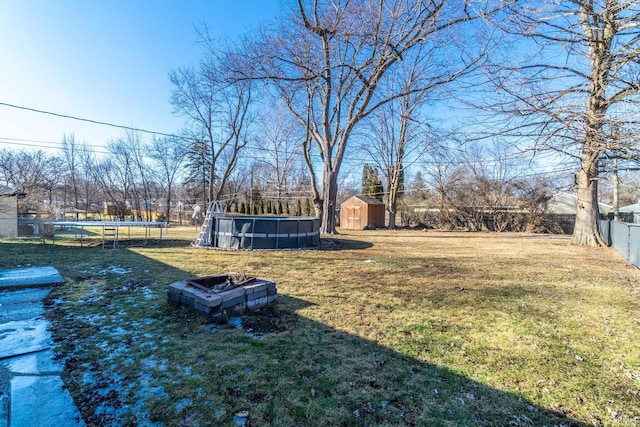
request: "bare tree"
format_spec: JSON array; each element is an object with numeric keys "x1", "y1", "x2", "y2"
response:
[
  {"x1": 60, "y1": 134, "x2": 99, "y2": 217},
  {"x1": 169, "y1": 40, "x2": 253, "y2": 206},
  {"x1": 424, "y1": 147, "x2": 466, "y2": 229},
  {"x1": 483, "y1": 1, "x2": 640, "y2": 245},
  {"x1": 149, "y1": 135, "x2": 187, "y2": 223},
  {"x1": 421, "y1": 140, "x2": 552, "y2": 231},
  {"x1": 462, "y1": 140, "x2": 525, "y2": 231},
  {"x1": 61, "y1": 134, "x2": 81, "y2": 211},
  {"x1": 359, "y1": 44, "x2": 436, "y2": 228},
  {"x1": 254, "y1": 101, "x2": 305, "y2": 203},
  {"x1": 0, "y1": 149, "x2": 60, "y2": 215},
  {"x1": 102, "y1": 137, "x2": 137, "y2": 219},
  {"x1": 399, "y1": 170, "x2": 439, "y2": 227},
  {"x1": 78, "y1": 146, "x2": 101, "y2": 216},
  {"x1": 221, "y1": 159, "x2": 252, "y2": 210},
  {"x1": 240, "y1": 0, "x2": 501, "y2": 233},
  {"x1": 124, "y1": 131, "x2": 155, "y2": 220}
]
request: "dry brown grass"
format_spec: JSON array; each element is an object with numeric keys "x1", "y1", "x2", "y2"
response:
[{"x1": 2, "y1": 228, "x2": 640, "y2": 426}]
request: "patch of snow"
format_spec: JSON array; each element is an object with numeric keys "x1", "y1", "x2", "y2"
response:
[
  {"x1": 99, "y1": 266, "x2": 132, "y2": 276},
  {"x1": 175, "y1": 398, "x2": 193, "y2": 412},
  {"x1": 228, "y1": 316, "x2": 243, "y2": 329}
]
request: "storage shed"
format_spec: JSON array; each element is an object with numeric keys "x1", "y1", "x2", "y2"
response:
[
  {"x1": 0, "y1": 185, "x2": 26, "y2": 238},
  {"x1": 340, "y1": 195, "x2": 385, "y2": 230}
]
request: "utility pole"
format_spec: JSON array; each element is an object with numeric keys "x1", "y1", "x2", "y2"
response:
[{"x1": 613, "y1": 157, "x2": 619, "y2": 221}]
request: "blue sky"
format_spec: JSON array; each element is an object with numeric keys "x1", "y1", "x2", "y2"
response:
[{"x1": 0, "y1": 0, "x2": 281, "y2": 154}]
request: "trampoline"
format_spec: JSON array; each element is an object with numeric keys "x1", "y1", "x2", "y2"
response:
[{"x1": 43, "y1": 221, "x2": 167, "y2": 248}]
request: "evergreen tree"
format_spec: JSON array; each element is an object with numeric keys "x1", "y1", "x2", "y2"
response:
[
  {"x1": 285, "y1": 202, "x2": 290, "y2": 215},
  {"x1": 304, "y1": 199, "x2": 313, "y2": 216},
  {"x1": 252, "y1": 186, "x2": 262, "y2": 205},
  {"x1": 410, "y1": 171, "x2": 428, "y2": 200},
  {"x1": 362, "y1": 163, "x2": 384, "y2": 201},
  {"x1": 234, "y1": 202, "x2": 239, "y2": 213},
  {"x1": 184, "y1": 140, "x2": 211, "y2": 206},
  {"x1": 240, "y1": 202, "x2": 246, "y2": 214},
  {"x1": 278, "y1": 201, "x2": 283, "y2": 215},
  {"x1": 267, "y1": 200, "x2": 273, "y2": 214},
  {"x1": 295, "y1": 199, "x2": 302, "y2": 216}
]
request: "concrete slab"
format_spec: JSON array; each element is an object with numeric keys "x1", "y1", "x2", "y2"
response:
[
  {"x1": 1, "y1": 350, "x2": 63, "y2": 375},
  {"x1": 0, "y1": 391, "x2": 7, "y2": 427},
  {"x1": 0, "y1": 288, "x2": 50, "y2": 322},
  {"x1": 10, "y1": 376, "x2": 85, "y2": 427},
  {"x1": 0, "y1": 267, "x2": 64, "y2": 290},
  {"x1": 0, "y1": 319, "x2": 51, "y2": 359}
]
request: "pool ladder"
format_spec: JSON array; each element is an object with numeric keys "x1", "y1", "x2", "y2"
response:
[{"x1": 193, "y1": 201, "x2": 224, "y2": 247}]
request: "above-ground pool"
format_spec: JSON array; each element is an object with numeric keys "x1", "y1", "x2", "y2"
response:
[{"x1": 202, "y1": 215, "x2": 320, "y2": 250}]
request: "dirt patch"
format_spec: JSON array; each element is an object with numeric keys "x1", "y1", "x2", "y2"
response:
[{"x1": 241, "y1": 305, "x2": 298, "y2": 334}]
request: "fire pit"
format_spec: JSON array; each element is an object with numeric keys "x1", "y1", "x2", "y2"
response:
[{"x1": 167, "y1": 273, "x2": 277, "y2": 322}]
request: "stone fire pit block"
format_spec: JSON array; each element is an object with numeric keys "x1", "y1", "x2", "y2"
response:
[{"x1": 167, "y1": 274, "x2": 277, "y2": 322}]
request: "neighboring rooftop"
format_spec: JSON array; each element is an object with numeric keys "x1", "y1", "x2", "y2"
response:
[{"x1": 0, "y1": 185, "x2": 26, "y2": 197}]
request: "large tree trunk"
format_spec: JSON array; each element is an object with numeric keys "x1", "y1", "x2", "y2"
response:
[
  {"x1": 312, "y1": 197, "x2": 323, "y2": 223},
  {"x1": 570, "y1": 1, "x2": 611, "y2": 247},
  {"x1": 571, "y1": 153, "x2": 604, "y2": 246},
  {"x1": 386, "y1": 165, "x2": 402, "y2": 230},
  {"x1": 388, "y1": 209, "x2": 397, "y2": 230},
  {"x1": 320, "y1": 166, "x2": 339, "y2": 234},
  {"x1": 165, "y1": 182, "x2": 172, "y2": 224}
]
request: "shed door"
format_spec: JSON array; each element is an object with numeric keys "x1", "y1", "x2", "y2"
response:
[{"x1": 347, "y1": 206, "x2": 361, "y2": 230}]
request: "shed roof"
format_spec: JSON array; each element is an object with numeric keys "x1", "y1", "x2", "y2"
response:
[
  {"x1": 0, "y1": 185, "x2": 26, "y2": 197},
  {"x1": 343, "y1": 195, "x2": 385, "y2": 205}
]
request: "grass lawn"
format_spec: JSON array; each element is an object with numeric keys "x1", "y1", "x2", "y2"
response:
[{"x1": 2, "y1": 227, "x2": 639, "y2": 426}]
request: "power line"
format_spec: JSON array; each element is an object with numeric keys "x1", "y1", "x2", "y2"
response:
[
  {"x1": 0, "y1": 101, "x2": 555, "y2": 166},
  {"x1": 0, "y1": 136, "x2": 105, "y2": 149},
  {"x1": 0, "y1": 137, "x2": 111, "y2": 155},
  {"x1": 0, "y1": 101, "x2": 185, "y2": 140}
]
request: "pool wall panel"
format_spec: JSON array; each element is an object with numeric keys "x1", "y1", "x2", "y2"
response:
[{"x1": 210, "y1": 216, "x2": 319, "y2": 250}]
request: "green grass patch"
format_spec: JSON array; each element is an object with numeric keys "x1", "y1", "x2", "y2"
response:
[{"x1": 2, "y1": 228, "x2": 640, "y2": 426}]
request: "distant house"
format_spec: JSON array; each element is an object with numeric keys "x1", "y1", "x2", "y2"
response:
[
  {"x1": 544, "y1": 192, "x2": 612, "y2": 215},
  {"x1": 340, "y1": 195, "x2": 385, "y2": 230},
  {"x1": 0, "y1": 185, "x2": 26, "y2": 238},
  {"x1": 544, "y1": 192, "x2": 612, "y2": 233},
  {"x1": 618, "y1": 203, "x2": 640, "y2": 223}
]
